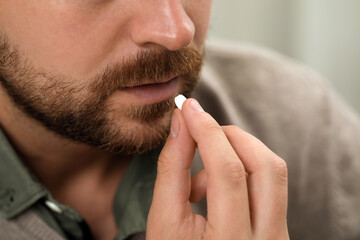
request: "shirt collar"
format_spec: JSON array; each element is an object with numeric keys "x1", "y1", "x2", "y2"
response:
[
  {"x1": 113, "y1": 147, "x2": 159, "y2": 239},
  {"x1": 0, "y1": 126, "x2": 159, "y2": 239},
  {"x1": 0, "y1": 128, "x2": 47, "y2": 219},
  {"x1": 0, "y1": 126, "x2": 159, "y2": 240}
]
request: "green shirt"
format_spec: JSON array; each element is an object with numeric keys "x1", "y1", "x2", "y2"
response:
[{"x1": 0, "y1": 127, "x2": 159, "y2": 240}]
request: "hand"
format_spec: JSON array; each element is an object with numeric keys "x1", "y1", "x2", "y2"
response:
[{"x1": 146, "y1": 98, "x2": 289, "y2": 240}]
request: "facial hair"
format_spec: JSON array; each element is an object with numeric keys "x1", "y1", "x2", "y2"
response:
[{"x1": 0, "y1": 36, "x2": 203, "y2": 155}]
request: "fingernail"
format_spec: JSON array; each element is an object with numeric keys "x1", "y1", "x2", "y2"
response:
[
  {"x1": 170, "y1": 113, "x2": 180, "y2": 138},
  {"x1": 190, "y1": 99, "x2": 205, "y2": 112}
]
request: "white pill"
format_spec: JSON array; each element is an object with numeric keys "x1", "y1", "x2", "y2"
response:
[{"x1": 174, "y1": 94, "x2": 187, "y2": 110}]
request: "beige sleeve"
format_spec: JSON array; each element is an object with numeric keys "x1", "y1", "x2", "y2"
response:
[{"x1": 194, "y1": 41, "x2": 360, "y2": 240}]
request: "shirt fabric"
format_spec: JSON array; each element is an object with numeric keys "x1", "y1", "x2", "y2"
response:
[
  {"x1": 0, "y1": 126, "x2": 159, "y2": 240},
  {"x1": 1, "y1": 41, "x2": 360, "y2": 240}
]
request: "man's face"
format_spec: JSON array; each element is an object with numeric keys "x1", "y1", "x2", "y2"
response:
[{"x1": 0, "y1": 0, "x2": 212, "y2": 155}]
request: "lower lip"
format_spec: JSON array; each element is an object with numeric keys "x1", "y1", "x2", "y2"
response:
[{"x1": 120, "y1": 77, "x2": 180, "y2": 105}]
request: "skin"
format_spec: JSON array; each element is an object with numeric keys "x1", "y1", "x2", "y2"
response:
[
  {"x1": 148, "y1": 100, "x2": 289, "y2": 239},
  {"x1": 0, "y1": 0, "x2": 289, "y2": 239}
]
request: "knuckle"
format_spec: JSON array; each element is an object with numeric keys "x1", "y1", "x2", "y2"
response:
[
  {"x1": 206, "y1": 121, "x2": 222, "y2": 133},
  {"x1": 157, "y1": 151, "x2": 175, "y2": 176},
  {"x1": 222, "y1": 161, "x2": 247, "y2": 185},
  {"x1": 269, "y1": 156, "x2": 288, "y2": 183},
  {"x1": 198, "y1": 120, "x2": 224, "y2": 143}
]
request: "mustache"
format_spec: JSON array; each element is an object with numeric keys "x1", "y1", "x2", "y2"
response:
[
  {"x1": 89, "y1": 45, "x2": 203, "y2": 99},
  {"x1": 0, "y1": 35, "x2": 203, "y2": 154}
]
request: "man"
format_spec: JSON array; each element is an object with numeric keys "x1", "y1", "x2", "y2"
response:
[{"x1": 0, "y1": 1, "x2": 359, "y2": 240}]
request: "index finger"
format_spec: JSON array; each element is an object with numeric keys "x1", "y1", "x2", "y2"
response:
[{"x1": 180, "y1": 98, "x2": 252, "y2": 238}]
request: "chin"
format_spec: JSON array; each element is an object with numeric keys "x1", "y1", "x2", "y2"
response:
[{"x1": 99, "y1": 109, "x2": 173, "y2": 155}]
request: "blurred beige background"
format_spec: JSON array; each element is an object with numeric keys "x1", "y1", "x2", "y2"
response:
[{"x1": 208, "y1": 0, "x2": 360, "y2": 113}]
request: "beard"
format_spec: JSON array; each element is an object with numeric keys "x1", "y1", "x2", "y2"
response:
[{"x1": 0, "y1": 36, "x2": 203, "y2": 155}]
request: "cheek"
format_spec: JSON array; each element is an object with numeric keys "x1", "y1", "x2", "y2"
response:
[
  {"x1": 0, "y1": 1, "x2": 134, "y2": 79},
  {"x1": 186, "y1": 0, "x2": 212, "y2": 49},
  {"x1": 0, "y1": 0, "x2": 211, "y2": 80}
]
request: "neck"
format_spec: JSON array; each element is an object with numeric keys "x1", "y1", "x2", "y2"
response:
[
  {"x1": 0, "y1": 88, "x2": 130, "y2": 188},
  {"x1": 0, "y1": 97, "x2": 129, "y2": 188},
  {"x1": 0, "y1": 87, "x2": 131, "y2": 240}
]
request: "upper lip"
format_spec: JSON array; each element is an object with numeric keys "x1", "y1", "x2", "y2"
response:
[{"x1": 124, "y1": 75, "x2": 178, "y2": 88}]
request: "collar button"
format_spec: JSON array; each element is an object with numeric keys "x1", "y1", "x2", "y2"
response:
[{"x1": 45, "y1": 200, "x2": 63, "y2": 214}]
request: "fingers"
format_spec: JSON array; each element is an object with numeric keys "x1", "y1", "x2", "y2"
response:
[
  {"x1": 222, "y1": 126, "x2": 289, "y2": 239},
  {"x1": 150, "y1": 109, "x2": 196, "y2": 216},
  {"x1": 181, "y1": 99, "x2": 252, "y2": 238},
  {"x1": 190, "y1": 170, "x2": 207, "y2": 203}
]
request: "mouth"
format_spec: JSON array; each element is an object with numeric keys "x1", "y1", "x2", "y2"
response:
[
  {"x1": 119, "y1": 76, "x2": 180, "y2": 105},
  {"x1": 123, "y1": 75, "x2": 178, "y2": 88}
]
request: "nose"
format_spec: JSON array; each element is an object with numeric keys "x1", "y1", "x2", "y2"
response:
[{"x1": 130, "y1": 0, "x2": 195, "y2": 51}]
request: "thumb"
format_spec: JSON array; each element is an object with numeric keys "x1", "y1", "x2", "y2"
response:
[{"x1": 150, "y1": 109, "x2": 196, "y2": 214}]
